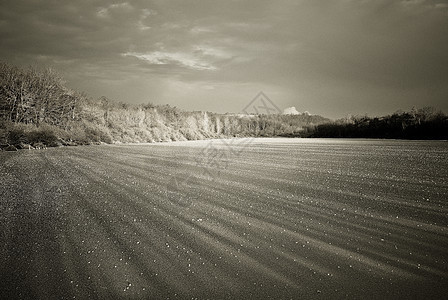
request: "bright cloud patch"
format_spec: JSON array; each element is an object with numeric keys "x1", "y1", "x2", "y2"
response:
[
  {"x1": 97, "y1": 2, "x2": 133, "y2": 18},
  {"x1": 194, "y1": 46, "x2": 232, "y2": 59},
  {"x1": 123, "y1": 51, "x2": 217, "y2": 70}
]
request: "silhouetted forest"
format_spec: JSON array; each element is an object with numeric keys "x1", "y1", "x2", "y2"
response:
[
  {"x1": 307, "y1": 108, "x2": 448, "y2": 140},
  {"x1": 0, "y1": 62, "x2": 329, "y2": 149}
]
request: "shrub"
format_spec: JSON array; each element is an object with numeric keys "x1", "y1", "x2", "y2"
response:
[
  {"x1": 151, "y1": 127, "x2": 162, "y2": 142},
  {"x1": 27, "y1": 127, "x2": 58, "y2": 145},
  {"x1": 180, "y1": 128, "x2": 202, "y2": 140},
  {"x1": 84, "y1": 124, "x2": 113, "y2": 144},
  {"x1": 134, "y1": 128, "x2": 154, "y2": 143},
  {"x1": 0, "y1": 128, "x2": 6, "y2": 144},
  {"x1": 66, "y1": 125, "x2": 88, "y2": 144},
  {"x1": 8, "y1": 126, "x2": 29, "y2": 145}
]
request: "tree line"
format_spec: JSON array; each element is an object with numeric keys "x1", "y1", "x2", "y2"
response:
[
  {"x1": 1, "y1": 62, "x2": 446, "y2": 150},
  {"x1": 0, "y1": 62, "x2": 329, "y2": 149},
  {"x1": 308, "y1": 108, "x2": 447, "y2": 140}
]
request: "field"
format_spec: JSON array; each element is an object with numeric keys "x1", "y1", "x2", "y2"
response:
[{"x1": 1, "y1": 138, "x2": 447, "y2": 299}]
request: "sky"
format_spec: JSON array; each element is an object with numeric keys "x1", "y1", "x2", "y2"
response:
[{"x1": 1, "y1": 0, "x2": 447, "y2": 119}]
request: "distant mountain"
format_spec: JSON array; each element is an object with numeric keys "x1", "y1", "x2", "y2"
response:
[{"x1": 283, "y1": 107, "x2": 300, "y2": 115}]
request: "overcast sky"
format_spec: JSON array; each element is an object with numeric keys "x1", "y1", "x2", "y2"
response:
[{"x1": 1, "y1": 0, "x2": 447, "y2": 118}]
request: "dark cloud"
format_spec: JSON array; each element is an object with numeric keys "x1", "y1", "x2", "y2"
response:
[{"x1": 1, "y1": 0, "x2": 447, "y2": 118}]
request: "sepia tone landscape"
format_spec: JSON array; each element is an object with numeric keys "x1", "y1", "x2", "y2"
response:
[{"x1": 1, "y1": 1, "x2": 448, "y2": 299}]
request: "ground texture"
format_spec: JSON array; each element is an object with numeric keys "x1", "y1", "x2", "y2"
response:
[{"x1": 1, "y1": 138, "x2": 447, "y2": 299}]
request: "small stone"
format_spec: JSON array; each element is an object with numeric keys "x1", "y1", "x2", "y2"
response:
[{"x1": 33, "y1": 142, "x2": 46, "y2": 149}]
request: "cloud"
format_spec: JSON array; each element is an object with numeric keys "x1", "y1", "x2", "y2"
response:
[
  {"x1": 137, "y1": 8, "x2": 156, "y2": 30},
  {"x1": 194, "y1": 46, "x2": 233, "y2": 60},
  {"x1": 0, "y1": 0, "x2": 447, "y2": 117},
  {"x1": 190, "y1": 26, "x2": 216, "y2": 34},
  {"x1": 123, "y1": 51, "x2": 217, "y2": 70},
  {"x1": 97, "y1": 2, "x2": 133, "y2": 18}
]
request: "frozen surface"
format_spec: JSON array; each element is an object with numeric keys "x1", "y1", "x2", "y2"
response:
[{"x1": 1, "y1": 138, "x2": 447, "y2": 299}]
